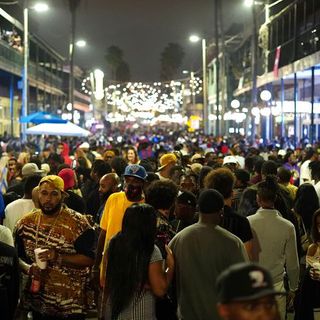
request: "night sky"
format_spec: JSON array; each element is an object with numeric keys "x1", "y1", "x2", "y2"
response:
[{"x1": 28, "y1": 0, "x2": 250, "y2": 81}]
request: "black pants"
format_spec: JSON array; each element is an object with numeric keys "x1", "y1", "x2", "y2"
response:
[{"x1": 32, "y1": 310, "x2": 85, "y2": 320}]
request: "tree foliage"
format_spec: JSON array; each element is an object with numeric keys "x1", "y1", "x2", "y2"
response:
[
  {"x1": 160, "y1": 43, "x2": 185, "y2": 81},
  {"x1": 105, "y1": 45, "x2": 131, "y2": 81}
]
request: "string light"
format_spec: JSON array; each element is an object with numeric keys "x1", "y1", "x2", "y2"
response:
[{"x1": 81, "y1": 76, "x2": 203, "y2": 123}]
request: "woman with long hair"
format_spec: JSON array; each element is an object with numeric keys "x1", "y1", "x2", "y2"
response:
[
  {"x1": 125, "y1": 146, "x2": 139, "y2": 165},
  {"x1": 294, "y1": 183, "x2": 319, "y2": 234},
  {"x1": 102, "y1": 203, "x2": 174, "y2": 320},
  {"x1": 296, "y1": 210, "x2": 320, "y2": 320},
  {"x1": 306, "y1": 209, "x2": 320, "y2": 266}
]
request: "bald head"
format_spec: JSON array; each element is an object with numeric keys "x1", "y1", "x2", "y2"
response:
[{"x1": 99, "y1": 173, "x2": 120, "y2": 196}]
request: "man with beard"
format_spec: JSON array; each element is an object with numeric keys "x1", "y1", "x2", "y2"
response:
[
  {"x1": 96, "y1": 173, "x2": 120, "y2": 224},
  {"x1": 82, "y1": 160, "x2": 112, "y2": 220},
  {"x1": 15, "y1": 175, "x2": 95, "y2": 320},
  {"x1": 92, "y1": 164, "x2": 147, "y2": 288}
]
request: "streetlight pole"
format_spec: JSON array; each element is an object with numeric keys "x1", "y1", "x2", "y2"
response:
[
  {"x1": 214, "y1": 0, "x2": 220, "y2": 137},
  {"x1": 190, "y1": 71, "x2": 196, "y2": 108},
  {"x1": 22, "y1": 0, "x2": 29, "y2": 141},
  {"x1": 202, "y1": 38, "x2": 208, "y2": 135},
  {"x1": 68, "y1": 0, "x2": 80, "y2": 123},
  {"x1": 251, "y1": 3, "x2": 258, "y2": 143},
  {"x1": 189, "y1": 35, "x2": 208, "y2": 135},
  {"x1": 21, "y1": 2, "x2": 48, "y2": 141}
]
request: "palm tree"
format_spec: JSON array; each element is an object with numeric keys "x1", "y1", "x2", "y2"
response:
[
  {"x1": 160, "y1": 43, "x2": 185, "y2": 81},
  {"x1": 105, "y1": 46, "x2": 124, "y2": 80},
  {"x1": 105, "y1": 46, "x2": 131, "y2": 81}
]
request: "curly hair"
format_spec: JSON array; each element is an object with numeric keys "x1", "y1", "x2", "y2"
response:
[
  {"x1": 145, "y1": 180, "x2": 178, "y2": 210},
  {"x1": 204, "y1": 167, "x2": 235, "y2": 199}
]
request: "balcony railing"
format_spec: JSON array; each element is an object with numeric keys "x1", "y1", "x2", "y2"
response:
[
  {"x1": 268, "y1": 0, "x2": 320, "y2": 72},
  {"x1": 0, "y1": 39, "x2": 63, "y2": 90}
]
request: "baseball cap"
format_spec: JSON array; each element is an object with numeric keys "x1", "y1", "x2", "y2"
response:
[
  {"x1": 158, "y1": 153, "x2": 177, "y2": 171},
  {"x1": 216, "y1": 262, "x2": 284, "y2": 303},
  {"x1": 123, "y1": 164, "x2": 147, "y2": 181},
  {"x1": 41, "y1": 163, "x2": 51, "y2": 175},
  {"x1": 39, "y1": 175, "x2": 65, "y2": 193},
  {"x1": 177, "y1": 191, "x2": 197, "y2": 207},
  {"x1": 190, "y1": 163, "x2": 202, "y2": 176},
  {"x1": 22, "y1": 163, "x2": 44, "y2": 177},
  {"x1": 278, "y1": 149, "x2": 286, "y2": 157},
  {"x1": 79, "y1": 142, "x2": 90, "y2": 149},
  {"x1": 223, "y1": 155, "x2": 238, "y2": 166},
  {"x1": 191, "y1": 153, "x2": 204, "y2": 163},
  {"x1": 58, "y1": 168, "x2": 75, "y2": 190}
]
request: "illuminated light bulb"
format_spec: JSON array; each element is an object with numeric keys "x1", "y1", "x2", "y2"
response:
[{"x1": 260, "y1": 90, "x2": 272, "y2": 101}]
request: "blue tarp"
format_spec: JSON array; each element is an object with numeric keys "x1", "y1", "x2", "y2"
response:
[{"x1": 20, "y1": 111, "x2": 67, "y2": 124}]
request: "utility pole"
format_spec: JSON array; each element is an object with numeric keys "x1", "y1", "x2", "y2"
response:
[{"x1": 68, "y1": 0, "x2": 80, "y2": 122}]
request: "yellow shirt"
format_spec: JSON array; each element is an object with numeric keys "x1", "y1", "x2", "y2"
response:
[{"x1": 99, "y1": 191, "x2": 144, "y2": 284}]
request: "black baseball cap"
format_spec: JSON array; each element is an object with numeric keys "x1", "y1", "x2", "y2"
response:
[
  {"x1": 177, "y1": 191, "x2": 197, "y2": 207},
  {"x1": 216, "y1": 262, "x2": 285, "y2": 303}
]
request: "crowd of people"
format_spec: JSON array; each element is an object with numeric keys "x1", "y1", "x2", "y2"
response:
[
  {"x1": 0, "y1": 134, "x2": 320, "y2": 320},
  {"x1": 0, "y1": 28, "x2": 23, "y2": 53}
]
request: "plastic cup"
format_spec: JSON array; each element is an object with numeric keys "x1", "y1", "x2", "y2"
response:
[
  {"x1": 34, "y1": 248, "x2": 48, "y2": 270},
  {"x1": 313, "y1": 262, "x2": 320, "y2": 272}
]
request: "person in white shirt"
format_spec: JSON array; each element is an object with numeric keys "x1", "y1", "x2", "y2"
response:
[
  {"x1": 3, "y1": 174, "x2": 41, "y2": 232},
  {"x1": 299, "y1": 148, "x2": 318, "y2": 185},
  {"x1": 248, "y1": 176, "x2": 299, "y2": 320},
  {"x1": 0, "y1": 225, "x2": 14, "y2": 246}
]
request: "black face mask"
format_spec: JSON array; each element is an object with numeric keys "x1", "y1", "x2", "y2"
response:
[{"x1": 125, "y1": 184, "x2": 143, "y2": 201}]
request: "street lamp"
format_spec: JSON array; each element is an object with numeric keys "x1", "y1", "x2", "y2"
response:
[
  {"x1": 76, "y1": 39, "x2": 86, "y2": 47},
  {"x1": 231, "y1": 99, "x2": 241, "y2": 109},
  {"x1": 33, "y1": 2, "x2": 49, "y2": 12},
  {"x1": 244, "y1": 0, "x2": 254, "y2": 7},
  {"x1": 22, "y1": 1, "x2": 49, "y2": 141},
  {"x1": 189, "y1": 34, "x2": 208, "y2": 135}
]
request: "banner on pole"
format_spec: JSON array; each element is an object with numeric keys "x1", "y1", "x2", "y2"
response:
[{"x1": 273, "y1": 46, "x2": 281, "y2": 78}]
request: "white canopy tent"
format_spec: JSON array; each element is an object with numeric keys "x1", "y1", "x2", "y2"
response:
[{"x1": 26, "y1": 122, "x2": 91, "y2": 137}]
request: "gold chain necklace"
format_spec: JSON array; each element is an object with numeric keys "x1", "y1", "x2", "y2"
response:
[{"x1": 35, "y1": 208, "x2": 62, "y2": 249}]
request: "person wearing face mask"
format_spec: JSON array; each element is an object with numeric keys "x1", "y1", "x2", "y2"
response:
[{"x1": 92, "y1": 164, "x2": 147, "y2": 290}]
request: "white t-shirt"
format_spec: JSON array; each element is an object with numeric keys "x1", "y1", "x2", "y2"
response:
[
  {"x1": 0, "y1": 225, "x2": 14, "y2": 246},
  {"x1": 3, "y1": 198, "x2": 35, "y2": 233},
  {"x1": 300, "y1": 160, "x2": 312, "y2": 185}
]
